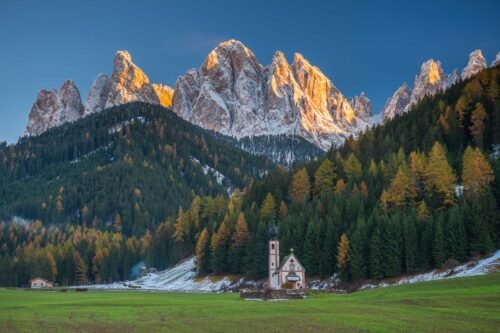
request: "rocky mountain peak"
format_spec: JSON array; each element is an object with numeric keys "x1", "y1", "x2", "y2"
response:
[
  {"x1": 382, "y1": 49, "x2": 499, "y2": 123},
  {"x1": 381, "y1": 83, "x2": 412, "y2": 121},
  {"x1": 461, "y1": 49, "x2": 487, "y2": 80},
  {"x1": 492, "y1": 52, "x2": 500, "y2": 67},
  {"x1": 25, "y1": 80, "x2": 84, "y2": 136},
  {"x1": 404, "y1": 59, "x2": 445, "y2": 112},
  {"x1": 422, "y1": 59, "x2": 443, "y2": 85},
  {"x1": 26, "y1": 50, "x2": 173, "y2": 136},
  {"x1": 445, "y1": 69, "x2": 459, "y2": 88},
  {"x1": 152, "y1": 84, "x2": 174, "y2": 108},
  {"x1": 173, "y1": 40, "x2": 369, "y2": 151},
  {"x1": 84, "y1": 74, "x2": 112, "y2": 116},
  {"x1": 348, "y1": 92, "x2": 373, "y2": 119},
  {"x1": 111, "y1": 50, "x2": 151, "y2": 92}
]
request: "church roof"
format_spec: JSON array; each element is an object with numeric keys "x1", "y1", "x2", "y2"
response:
[{"x1": 278, "y1": 252, "x2": 304, "y2": 271}]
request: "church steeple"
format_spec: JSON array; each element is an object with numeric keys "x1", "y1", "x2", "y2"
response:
[{"x1": 268, "y1": 224, "x2": 280, "y2": 289}]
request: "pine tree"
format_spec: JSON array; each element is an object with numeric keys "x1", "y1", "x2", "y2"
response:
[
  {"x1": 416, "y1": 200, "x2": 430, "y2": 221},
  {"x1": 195, "y1": 228, "x2": 210, "y2": 275},
  {"x1": 467, "y1": 189, "x2": 495, "y2": 255},
  {"x1": 444, "y1": 207, "x2": 467, "y2": 261},
  {"x1": 469, "y1": 102, "x2": 487, "y2": 148},
  {"x1": 369, "y1": 228, "x2": 383, "y2": 279},
  {"x1": 424, "y1": 142, "x2": 457, "y2": 209},
  {"x1": 289, "y1": 168, "x2": 311, "y2": 204},
  {"x1": 335, "y1": 179, "x2": 346, "y2": 193},
  {"x1": 279, "y1": 201, "x2": 288, "y2": 221},
  {"x1": 319, "y1": 219, "x2": 336, "y2": 278},
  {"x1": 73, "y1": 252, "x2": 88, "y2": 285},
  {"x1": 231, "y1": 212, "x2": 251, "y2": 273},
  {"x1": 303, "y1": 222, "x2": 319, "y2": 276},
  {"x1": 173, "y1": 208, "x2": 186, "y2": 242},
  {"x1": 462, "y1": 146, "x2": 494, "y2": 198},
  {"x1": 336, "y1": 233, "x2": 351, "y2": 281},
  {"x1": 260, "y1": 193, "x2": 277, "y2": 221},
  {"x1": 402, "y1": 216, "x2": 418, "y2": 274},
  {"x1": 349, "y1": 220, "x2": 367, "y2": 280},
  {"x1": 381, "y1": 219, "x2": 401, "y2": 277},
  {"x1": 368, "y1": 159, "x2": 378, "y2": 178},
  {"x1": 343, "y1": 153, "x2": 362, "y2": 180},
  {"x1": 409, "y1": 151, "x2": 426, "y2": 198},
  {"x1": 432, "y1": 218, "x2": 445, "y2": 268},
  {"x1": 314, "y1": 159, "x2": 336, "y2": 196},
  {"x1": 381, "y1": 165, "x2": 417, "y2": 212},
  {"x1": 210, "y1": 220, "x2": 231, "y2": 273}
]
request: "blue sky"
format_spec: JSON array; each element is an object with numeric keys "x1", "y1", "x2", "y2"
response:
[{"x1": 0, "y1": 0, "x2": 499, "y2": 143}]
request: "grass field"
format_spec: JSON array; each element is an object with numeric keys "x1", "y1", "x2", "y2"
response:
[{"x1": 1, "y1": 274, "x2": 499, "y2": 333}]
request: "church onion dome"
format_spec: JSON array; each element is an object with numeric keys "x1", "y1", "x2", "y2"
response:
[{"x1": 269, "y1": 225, "x2": 279, "y2": 240}]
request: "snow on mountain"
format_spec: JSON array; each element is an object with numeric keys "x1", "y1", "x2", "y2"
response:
[
  {"x1": 104, "y1": 51, "x2": 161, "y2": 109},
  {"x1": 84, "y1": 74, "x2": 112, "y2": 116},
  {"x1": 405, "y1": 59, "x2": 446, "y2": 113},
  {"x1": 25, "y1": 80, "x2": 84, "y2": 136},
  {"x1": 348, "y1": 92, "x2": 373, "y2": 120},
  {"x1": 461, "y1": 49, "x2": 487, "y2": 80},
  {"x1": 25, "y1": 51, "x2": 173, "y2": 136},
  {"x1": 382, "y1": 49, "x2": 498, "y2": 122},
  {"x1": 491, "y1": 52, "x2": 500, "y2": 67},
  {"x1": 173, "y1": 40, "x2": 372, "y2": 151},
  {"x1": 445, "y1": 68, "x2": 459, "y2": 88},
  {"x1": 381, "y1": 83, "x2": 411, "y2": 121}
]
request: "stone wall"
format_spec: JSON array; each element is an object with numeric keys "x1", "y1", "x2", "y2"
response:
[{"x1": 240, "y1": 289, "x2": 306, "y2": 300}]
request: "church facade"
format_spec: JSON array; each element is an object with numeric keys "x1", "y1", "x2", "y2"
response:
[{"x1": 268, "y1": 226, "x2": 306, "y2": 290}]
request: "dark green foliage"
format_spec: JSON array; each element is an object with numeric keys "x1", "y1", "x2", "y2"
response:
[
  {"x1": 0, "y1": 103, "x2": 272, "y2": 236},
  {"x1": 0, "y1": 67, "x2": 499, "y2": 287}
]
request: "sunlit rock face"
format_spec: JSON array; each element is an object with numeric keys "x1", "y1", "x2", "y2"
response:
[
  {"x1": 104, "y1": 51, "x2": 160, "y2": 108},
  {"x1": 173, "y1": 39, "x2": 371, "y2": 151},
  {"x1": 461, "y1": 50, "x2": 487, "y2": 80},
  {"x1": 382, "y1": 59, "x2": 455, "y2": 122},
  {"x1": 405, "y1": 59, "x2": 446, "y2": 112},
  {"x1": 26, "y1": 51, "x2": 174, "y2": 136},
  {"x1": 152, "y1": 84, "x2": 174, "y2": 108},
  {"x1": 25, "y1": 80, "x2": 84, "y2": 136},
  {"x1": 381, "y1": 49, "x2": 498, "y2": 123}
]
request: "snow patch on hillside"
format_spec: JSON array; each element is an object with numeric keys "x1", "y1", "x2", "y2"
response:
[
  {"x1": 361, "y1": 250, "x2": 500, "y2": 290},
  {"x1": 85, "y1": 257, "x2": 239, "y2": 292},
  {"x1": 82, "y1": 250, "x2": 499, "y2": 293}
]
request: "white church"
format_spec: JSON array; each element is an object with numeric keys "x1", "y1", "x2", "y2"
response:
[{"x1": 268, "y1": 225, "x2": 306, "y2": 290}]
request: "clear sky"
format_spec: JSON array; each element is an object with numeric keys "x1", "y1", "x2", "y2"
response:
[{"x1": 1, "y1": 0, "x2": 499, "y2": 143}]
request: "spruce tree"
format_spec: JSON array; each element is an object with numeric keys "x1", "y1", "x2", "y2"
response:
[
  {"x1": 369, "y1": 228, "x2": 383, "y2": 279},
  {"x1": 349, "y1": 219, "x2": 367, "y2": 280},
  {"x1": 432, "y1": 218, "x2": 445, "y2": 268}
]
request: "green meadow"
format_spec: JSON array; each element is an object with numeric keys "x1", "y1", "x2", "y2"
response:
[{"x1": 1, "y1": 274, "x2": 499, "y2": 333}]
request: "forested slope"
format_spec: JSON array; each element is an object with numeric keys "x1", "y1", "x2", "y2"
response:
[{"x1": 1, "y1": 67, "x2": 499, "y2": 287}]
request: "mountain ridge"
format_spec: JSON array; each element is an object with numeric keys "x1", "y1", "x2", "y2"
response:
[{"x1": 382, "y1": 49, "x2": 496, "y2": 121}]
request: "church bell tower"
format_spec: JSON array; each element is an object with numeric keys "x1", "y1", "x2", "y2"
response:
[{"x1": 268, "y1": 225, "x2": 280, "y2": 289}]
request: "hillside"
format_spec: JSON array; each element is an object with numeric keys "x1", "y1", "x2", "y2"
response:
[
  {"x1": 0, "y1": 102, "x2": 272, "y2": 236},
  {"x1": 0, "y1": 67, "x2": 498, "y2": 289},
  {"x1": 167, "y1": 65, "x2": 500, "y2": 281}
]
